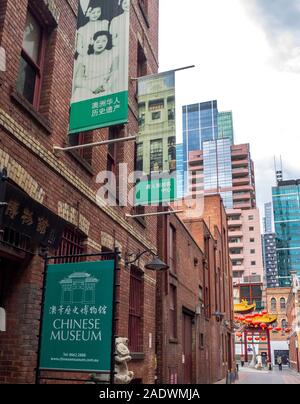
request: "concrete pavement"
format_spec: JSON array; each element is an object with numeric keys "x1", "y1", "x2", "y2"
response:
[{"x1": 235, "y1": 366, "x2": 300, "y2": 384}]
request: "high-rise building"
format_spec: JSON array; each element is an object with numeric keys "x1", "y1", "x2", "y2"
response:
[
  {"x1": 182, "y1": 101, "x2": 218, "y2": 192},
  {"x1": 189, "y1": 143, "x2": 256, "y2": 210},
  {"x1": 262, "y1": 233, "x2": 279, "y2": 288},
  {"x1": 218, "y1": 111, "x2": 234, "y2": 145},
  {"x1": 263, "y1": 202, "x2": 273, "y2": 234},
  {"x1": 203, "y1": 138, "x2": 233, "y2": 209},
  {"x1": 189, "y1": 143, "x2": 263, "y2": 292},
  {"x1": 273, "y1": 179, "x2": 300, "y2": 286}
]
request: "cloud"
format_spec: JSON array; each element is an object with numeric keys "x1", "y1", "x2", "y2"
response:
[{"x1": 244, "y1": 0, "x2": 300, "y2": 73}]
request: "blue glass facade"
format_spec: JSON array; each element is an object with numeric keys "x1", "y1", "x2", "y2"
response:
[
  {"x1": 182, "y1": 101, "x2": 218, "y2": 192},
  {"x1": 176, "y1": 143, "x2": 184, "y2": 199},
  {"x1": 218, "y1": 111, "x2": 234, "y2": 145},
  {"x1": 203, "y1": 139, "x2": 233, "y2": 209},
  {"x1": 272, "y1": 180, "x2": 300, "y2": 287}
]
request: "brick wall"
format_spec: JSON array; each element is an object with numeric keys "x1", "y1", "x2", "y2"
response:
[
  {"x1": 157, "y1": 194, "x2": 235, "y2": 384},
  {"x1": 0, "y1": 0, "x2": 159, "y2": 384}
]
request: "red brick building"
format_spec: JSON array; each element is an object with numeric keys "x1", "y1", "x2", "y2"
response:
[
  {"x1": 156, "y1": 195, "x2": 235, "y2": 384},
  {"x1": 0, "y1": 0, "x2": 160, "y2": 384},
  {"x1": 287, "y1": 273, "x2": 300, "y2": 373}
]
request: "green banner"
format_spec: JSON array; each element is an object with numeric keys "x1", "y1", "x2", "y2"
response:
[
  {"x1": 39, "y1": 260, "x2": 115, "y2": 372},
  {"x1": 69, "y1": 0, "x2": 130, "y2": 133},
  {"x1": 135, "y1": 177, "x2": 177, "y2": 206},
  {"x1": 70, "y1": 91, "x2": 128, "y2": 133}
]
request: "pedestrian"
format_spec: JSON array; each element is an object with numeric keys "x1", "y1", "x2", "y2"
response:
[{"x1": 277, "y1": 356, "x2": 283, "y2": 371}]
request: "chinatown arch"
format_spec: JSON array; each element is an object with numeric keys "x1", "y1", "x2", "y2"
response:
[{"x1": 234, "y1": 300, "x2": 291, "y2": 364}]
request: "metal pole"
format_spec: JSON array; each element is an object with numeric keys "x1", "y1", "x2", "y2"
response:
[
  {"x1": 35, "y1": 253, "x2": 49, "y2": 385},
  {"x1": 53, "y1": 135, "x2": 136, "y2": 153},
  {"x1": 110, "y1": 248, "x2": 120, "y2": 384},
  {"x1": 126, "y1": 210, "x2": 183, "y2": 219}
]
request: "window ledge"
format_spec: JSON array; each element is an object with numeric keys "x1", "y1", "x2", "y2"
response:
[
  {"x1": 131, "y1": 352, "x2": 145, "y2": 361},
  {"x1": 11, "y1": 90, "x2": 52, "y2": 134},
  {"x1": 134, "y1": 216, "x2": 146, "y2": 228},
  {"x1": 67, "y1": 149, "x2": 94, "y2": 176}
]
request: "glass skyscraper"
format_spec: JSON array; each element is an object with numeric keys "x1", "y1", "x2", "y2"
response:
[
  {"x1": 272, "y1": 180, "x2": 300, "y2": 286},
  {"x1": 203, "y1": 138, "x2": 233, "y2": 209},
  {"x1": 218, "y1": 111, "x2": 234, "y2": 145},
  {"x1": 182, "y1": 100, "x2": 218, "y2": 193}
]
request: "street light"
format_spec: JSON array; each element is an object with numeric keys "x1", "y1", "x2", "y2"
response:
[{"x1": 125, "y1": 250, "x2": 169, "y2": 271}]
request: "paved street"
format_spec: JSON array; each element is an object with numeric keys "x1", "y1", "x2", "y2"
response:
[{"x1": 235, "y1": 367, "x2": 300, "y2": 384}]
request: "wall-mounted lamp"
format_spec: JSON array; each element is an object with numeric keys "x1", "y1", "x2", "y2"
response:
[{"x1": 125, "y1": 250, "x2": 169, "y2": 271}]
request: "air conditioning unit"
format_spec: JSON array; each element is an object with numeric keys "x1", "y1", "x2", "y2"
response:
[{"x1": 0, "y1": 308, "x2": 6, "y2": 332}]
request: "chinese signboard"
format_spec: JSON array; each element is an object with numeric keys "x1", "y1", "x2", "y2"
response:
[
  {"x1": 135, "y1": 71, "x2": 177, "y2": 205},
  {"x1": 69, "y1": 0, "x2": 130, "y2": 134},
  {"x1": 0, "y1": 181, "x2": 65, "y2": 248},
  {"x1": 39, "y1": 260, "x2": 115, "y2": 372}
]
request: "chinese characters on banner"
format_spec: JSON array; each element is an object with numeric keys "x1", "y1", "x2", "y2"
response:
[
  {"x1": 135, "y1": 71, "x2": 177, "y2": 205},
  {"x1": 0, "y1": 181, "x2": 65, "y2": 248},
  {"x1": 39, "y1": 260, "x2": 115, "y2": 372},
  {"x1": 69, "y1": 0, "x2": 130, "y2": 134}
]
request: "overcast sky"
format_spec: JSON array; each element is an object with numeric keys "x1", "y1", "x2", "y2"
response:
[{"x1": 159, "y1": 0, "x2": 300, "y2": 216}]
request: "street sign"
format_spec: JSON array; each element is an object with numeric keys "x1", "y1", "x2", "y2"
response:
[{"x1": 39, "y1": 260, "x2": 115, "y2": 372}]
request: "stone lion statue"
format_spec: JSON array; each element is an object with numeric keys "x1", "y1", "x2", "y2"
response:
[{"x1": 115, "y1": 337, "x2": 134, "y2": 384}]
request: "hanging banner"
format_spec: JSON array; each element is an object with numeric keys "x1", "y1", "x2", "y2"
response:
[
  {"x1": 69, "y1": 0, "x2": 130, "y2": 134},
  {"x1": 135, "y1": 71, "x2": 177, "y2": 205},
  {"x1": 39, "y1": 260, "x2": 115, "y2": 372}
]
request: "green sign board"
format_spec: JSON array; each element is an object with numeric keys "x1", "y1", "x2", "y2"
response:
[
  {"x1": 135, "y1": 177, "x2": 177, "y2": 206},
  {"x1": 39, "y1": 260, "x2": 115, "y2": 372}
]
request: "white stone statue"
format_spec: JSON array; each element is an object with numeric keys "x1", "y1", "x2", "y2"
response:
[
  {"x1": 255, "y1": 354, "x2": 263, "y2": 370},
  {"x1": 114, "y1": 337, "x2": 134, "y2": 384},
  {"x1": 249, "y1": 345, "x2": 257, "y2": 368}
]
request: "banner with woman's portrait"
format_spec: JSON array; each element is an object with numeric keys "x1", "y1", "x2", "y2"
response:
[{"x1": 69, "y1": 0, "x2": 130, "y2": 134}]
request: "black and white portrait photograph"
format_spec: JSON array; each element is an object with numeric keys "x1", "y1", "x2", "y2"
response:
[{"x1": 72, "y1": 0, "x2": 130, "y2": 102}]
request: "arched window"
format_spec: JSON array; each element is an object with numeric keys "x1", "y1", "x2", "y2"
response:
[
  {"x1": 271, "y1": 298, "x2": 277, "y2": 312},
  {"x1": 280, "y1": 298, "x2": 286, "y2": 311}
]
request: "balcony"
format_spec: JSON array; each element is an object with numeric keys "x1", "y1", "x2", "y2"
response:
[
  {"x1": 229, "y1": 242, "x2": 244, "y2": 249},
  {"x1": 233, "y1": 201, "x2": 252, "y2": 210},
  {"x1": 230, "y1": 253, "x2": 244, "y2": 261},
  {"x1": 233, "y1": 192, "x2": 251, "y2": 201},
  {"x1": 232, "y1": 159, "x2": 249, "y2": 168},
  {"x1": 228, "y1": 220, "x2": 243, "y2": 227},
  {"x1": 228, "y1": 230, "x2": 243, "y2": 238},
  {"x1": 232, "y1": 168, "x2": 249, "y2": 178},
  {"x1": 233, "y1": 178, "x2": 250, "y2": 187}
]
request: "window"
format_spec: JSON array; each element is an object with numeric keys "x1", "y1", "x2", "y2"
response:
[
  {"x1": 152, "y1": 111, "x2": 161, "y2": 121},
  {"x1": 248, "y1": 215, "x2": 254, "y2": 221},
  {"x1": 169, "y1": 285, "x2": 177, "y2": 339},
  {"x1": 69, "y1": 132, "x2": 93, "y2": 165},
  {"x1": 150, "y1": 139, "x2": 163, "y2": 173},
  {"x1": 280, "y1": 298, "x2": 286, "y2": 311},
  {"x1": 249, "y1": 227, "x2": 254, "y2": 231},
  {"x1": 169, "y1": 225, "x2": 176, "y2": 273},
  {"x1": 55, "y1": 227, "x2": 85, "y2": 264},
  {"x1": 137, "y1": 43, "x2": 147, "y2": 78},
  {"x1": 282, "y1": 319, "x2": 287, "y2": 329},
  {"x1": 200, "y1": 334, "x2": 204, "y2": 350},
  {"x1": 129, "y1": 267, "x2": 144, "y2": 353},
  {"x1": 271, "y1": 298, "x2": 277, "y2": 312},
  {"x1": 250, "y1": 249, "x2": 256, "y2": 254},
  {"x1": 251, "y1": 261, "x2": 256, "y2": 266},
  {"x1": 16, "y1": 11, "x2": 46, "y2": 108},
  {"x1": 250, "y1": 238, "x2": 255, "y2": 243}
]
